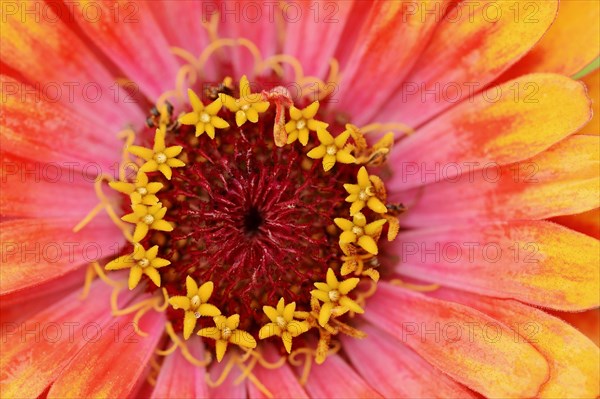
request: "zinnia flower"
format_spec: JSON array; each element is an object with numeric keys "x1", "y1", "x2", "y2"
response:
[{"x1": 1, "y1": 1, "x2": 599, "y2": 398}]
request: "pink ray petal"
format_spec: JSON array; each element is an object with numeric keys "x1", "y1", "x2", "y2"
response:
[
  {"x1": 341, "y1": 324, "x2": 478, "y2": 398},
  {"x1": 364, "y1": 282, "x2": 549, "y2": 398}
]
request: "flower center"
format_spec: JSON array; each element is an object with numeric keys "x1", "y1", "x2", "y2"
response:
[
  {"x1": 155, "y1": 153, "x2": 167, "y2": 164},
  {"x1": 191, "y1": 295, "x2": 200, "y2": 308},
  {"x1": 90, "y1": 50, "x2": 406, "y2": 365},
  {"x1": 276, "y1": 316, "x2": 287, "y2": 329},
  {"x1": 328, "y1": 290, "x2": 340, "y2": 302},
  {"x1": 221, "y1": 327, "x2": 232, "y2": 340},
  {"x1": 140, "y1": 85, "x2": 361, "y2": 335},
  {"x1": 200, "y1": 112, "x2": 211, "y2": 123}
]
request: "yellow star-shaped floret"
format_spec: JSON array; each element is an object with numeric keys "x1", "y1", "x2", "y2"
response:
[
  {"x1": 121, "y1": 202, "x2": 173, "y2": 242},
  {"x1": 108, "y1": 171, "x2": 163, "y2": 205},
  {"x1": 258, "y1": 298, "x2": 310, "y2": 353},
  {"x1": 344, "y1": 166, "x2": 387, "y2": 215},
  {"x1": 198, "y1": 314, "x2": 257, "y2": 362},
  {"x1": 128, "y1": 127, "x2": 185, "y2": 180},
  {"x1": 219, "y1": 75, "x2": 270, "y2": 127},
  {"x1": 311, "y1": 268, "x2": 363, "y2": 327},
  {"x1": 307, "y1": 127, "x2": 356, "y2": 171},
  {"x1": 169, "y1": 276, "x2": 221, "y2": 339},
  {"x1": 178, "y1": 88, "x2": 230, "y2": 138},
  {"x1": 285, "y1": 101, "x2": 328, "y2": 146},
  {"x1": 105, "y1": 244, "x2": 170, "y2": 290},
  {"x1": 334, "y1": 212, "x2": 386, "y2": 255}
]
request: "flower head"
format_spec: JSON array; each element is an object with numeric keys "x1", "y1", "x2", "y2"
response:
[{"x1": 3, "y1": 2, "x2": 599, "y2": 398}]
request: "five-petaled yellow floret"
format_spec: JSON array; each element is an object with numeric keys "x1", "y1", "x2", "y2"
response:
[
  {"x1": 307, "y1": 127, "x2": 356, "y2": 171},
  {"x1": 219, "y1": 75, "x2": 270, "y2": 127},
  {"x1": 169, "y1": 276, "x2": 221, "y2": 339},
  {"x1": 121, "y1": 202, "x2": 173, "y2": 242},
  {"x1": 179, "y1": 88, "x2": 230, "y2": 138},
  {"x1": 259, "y1": 298, "x2": 310, "y2": 353},
  {"x1": 285, "y1": 101, "x2": 328, "y2": 146},
  {"x1": 334, "y1": 212, "x2": 386, "y2": 255},
  {"x1": 105, "y1": 244, "x2": 170, "y2": 290},
  {"x1": 344, "y1": 166, "x2": 388, "y2": 216},
  {"x1": 109, "y1": 170, "x2": 163, "y2": 206},
  {"x1": 311, "y1": 268, "x2": 364, "y2": 327},
  {"x1": 128, "y1": 127, "x2": 185, "y2": 180},
  {"x1": 198, "y1": 314, "x2": 257, "y2": 362}
]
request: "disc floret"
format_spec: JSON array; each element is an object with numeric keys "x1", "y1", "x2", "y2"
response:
[
  {"x1": 198, "y1": 314, "x2": 257, "y2": 362},
  {"x1": 168, "y1": 276, "x2": 221, "y2": 339}
]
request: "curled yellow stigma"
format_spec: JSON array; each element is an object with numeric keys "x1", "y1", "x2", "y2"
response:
[
  {"x1": 105, "y1": 244, "x2": 171, "y2": 290},
  {"x1": 169, "y1": 276, "x2": 221, "y2": 339},
  {"x1": 259, "y1": 298, "x2": 310, "y2": 353},
  {"x1": 198, "y1": 314, "x2": 257, "y2": 362},
  {"x1": 178, "y1": 88, "x2": 230, "y2": 138}
]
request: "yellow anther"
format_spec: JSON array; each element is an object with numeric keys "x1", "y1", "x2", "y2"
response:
[
  {"x1": 334, "y1": 212, "x2": 386, "y2": 255},
  {"x1": 109, "y1": 170, "x2": 163, "y2": 206},
  {"x1": 121, "y1": 202, "x2": 173, "y2": 242},
  {"x1": 306, "y1": 127, "x2": 356, "y2": 171},
  {"x1": 198, "y1": 314, "x2": 257, "y2": 362},
  {"x1": 219, "y1": 75, "x2": 270, "y2": 127},
  {"x1": 258, "y1": 298, "x2": 309, "y2": 354},
  {"x1": 105, "y1": 244, "x2": 170, "y2": 290},
  {"x1": 168, "y1": 276, "x2": 221, "y2": 339},
  {"x1": 285, "y1": 101, "x2": 328, "y2": 146},
  {"x1": 179, "y1": 88, "x2": 230, "y2": 138},
  {"x1": 344, "y1": 166, "x2": 388, "y2": 216},
  {"x1": 128, "y1": 127, "x2": 185, "y2": 180},
  {"x1": 311, "y1": 268, "x2": 364, "y2": 327}
]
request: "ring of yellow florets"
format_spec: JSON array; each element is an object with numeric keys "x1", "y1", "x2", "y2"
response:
[{"x1": 105, "y1": 76, "x2": 400, "y2": 363}]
